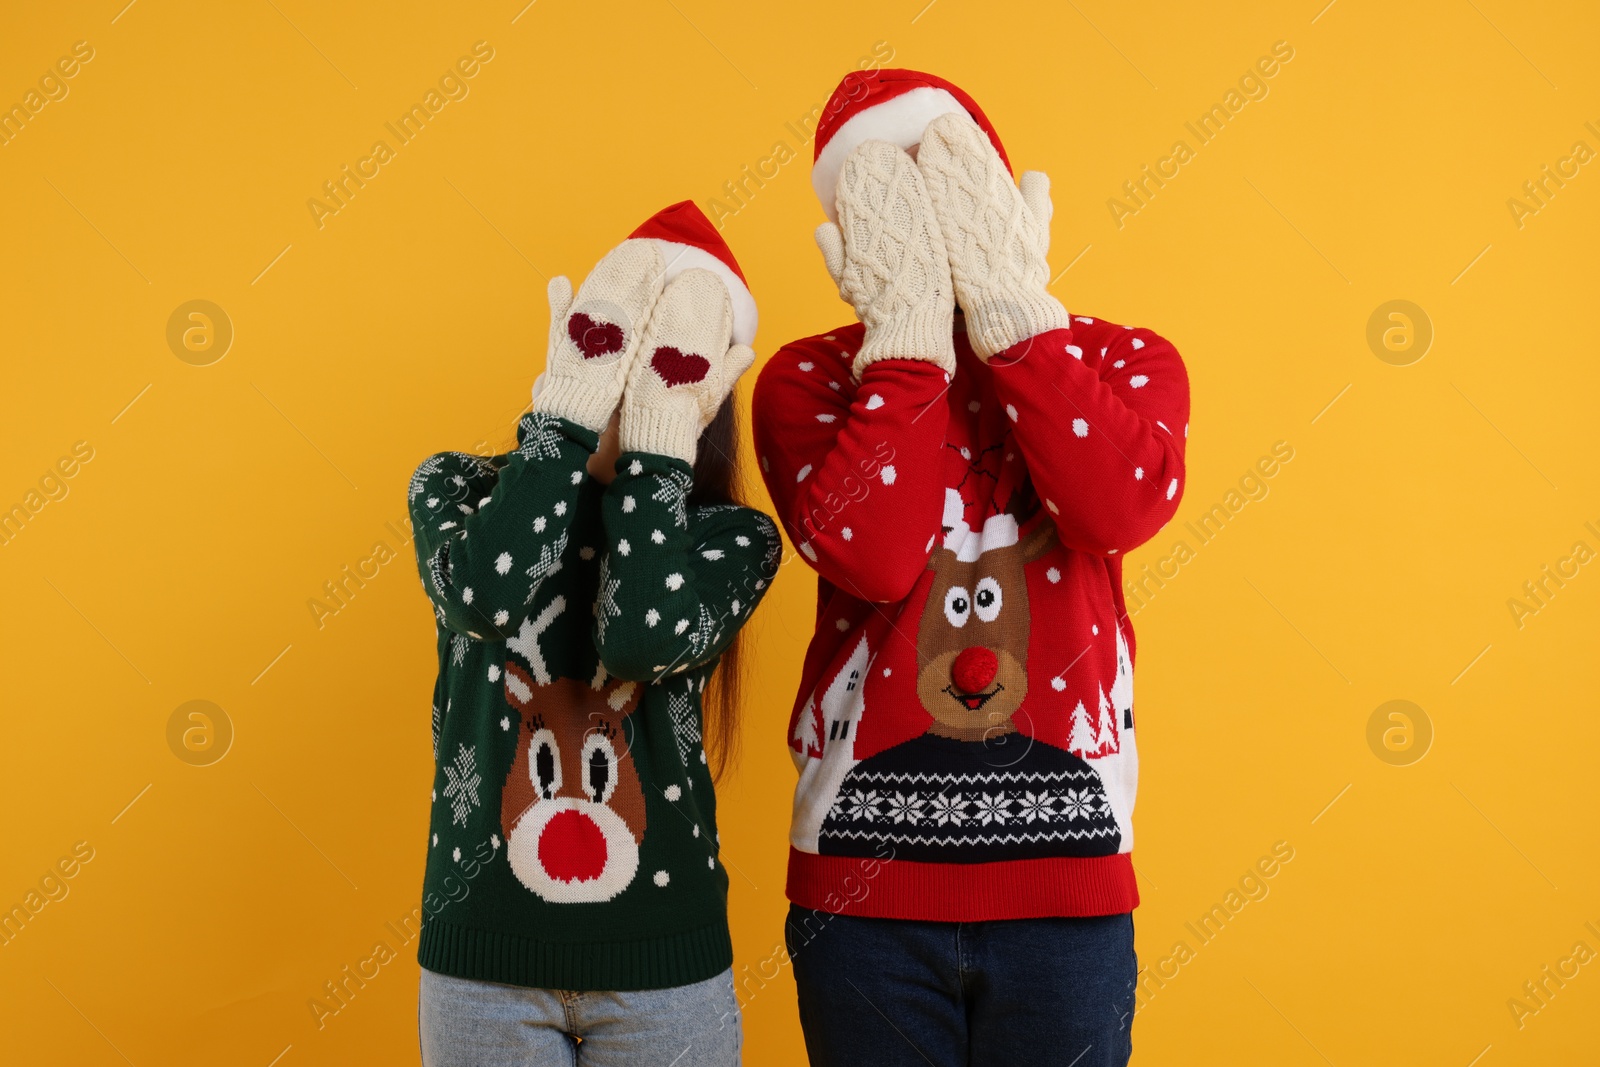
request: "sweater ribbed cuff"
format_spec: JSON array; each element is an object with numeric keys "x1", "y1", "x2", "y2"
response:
[
  {"x1": 620, "y1": 400, "x2": 700, "y2": 464},
  {"x1": 962, "y1": 288, "x2": 1072, "y2": 362}
]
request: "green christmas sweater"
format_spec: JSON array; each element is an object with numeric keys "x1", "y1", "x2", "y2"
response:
[{"x1": 408, "y1": 410, "x2": 780, "y2": 991}]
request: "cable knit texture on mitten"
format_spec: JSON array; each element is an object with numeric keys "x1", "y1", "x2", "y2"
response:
[
  {"x1": 917, "y1": 112, "x2": 1071, "y2": 361},
  {"x1": 819, "y1": 140, "x2": 955, "y2": 380},
  {"x1": 535, "y1": 241, "x2": 665, "y2": 431},
  {"x1": 621, "y1": 269, "x2": 755, "y2": 464}
]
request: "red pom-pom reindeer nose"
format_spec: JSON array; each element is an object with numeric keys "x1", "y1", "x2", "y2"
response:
[
  {"x1": 539, "y1": 809, "x2": 608, "y2": 883},
  {"x1": 952, "y1": 646, "x2": 999, "y2": 694}
]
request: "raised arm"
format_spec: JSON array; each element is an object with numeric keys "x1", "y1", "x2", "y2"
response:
[
  {"x1": 591, "y1": 265, "x2": 776, "y2": 680},
  {"x1": 595, "y1": 461, "x2": 780, "y2": 681},
  {"x1": 410, "y1": 239, "x2": 667, "y2": 639},
  {"x1": 916, "y1": 111, "x2": 1188, "y2": 554},
  {"x1": 752, "y1": 343, "x2": 948, "y2": 602},
  {"x1": 989, "y1": 325, "x2": 1188, "y2": 554},
  {"x1": 753, "y1": 137, "x2": 964, "y2": 603},
  {"x1": 409, "y1": 416, "x2": 597, "y2": 640}
]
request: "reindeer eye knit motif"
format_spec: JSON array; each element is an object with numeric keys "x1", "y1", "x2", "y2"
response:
[
  {"x1": 408, "y1": 411, "x2": 779, "y2": 991},
  {"x1": 754, "y1": 314, "x2": 1189, "y2": 923}
]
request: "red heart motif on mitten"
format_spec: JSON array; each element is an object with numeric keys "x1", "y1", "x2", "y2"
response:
[
  {"x1": 568, "y1": 313, "x2": 625, "y2": 359},
  {"x1": 649, "y1": 347, "x2": 711, "y2": 387}
]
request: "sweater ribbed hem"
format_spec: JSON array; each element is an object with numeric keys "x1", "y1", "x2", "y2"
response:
[
  {"x1": 417, "y1": 917, "x2": 733, "y2": 992},
  {"x1": 786, "y1": 848, "x2": 1138, "y2": 921}
]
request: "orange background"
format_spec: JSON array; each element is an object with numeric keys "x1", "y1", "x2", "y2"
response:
[{"x1": 2, "y1": 1, "x2": 1598, "y2": 1064}]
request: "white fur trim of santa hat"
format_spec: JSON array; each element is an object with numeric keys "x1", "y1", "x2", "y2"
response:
[
  {"x1": 627, "y1": 237, "x2": 757, "y2": 348},
  {"x1": 625, "y1": 200, "x2": 757, "y2": 347},
  {"x1": 812, "y1": 86, "x2": 969, "y2": 224}
]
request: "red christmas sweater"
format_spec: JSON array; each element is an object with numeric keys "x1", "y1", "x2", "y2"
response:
[{"x1": 752, "y1": 316, "x2": 1189, "y2": 921}]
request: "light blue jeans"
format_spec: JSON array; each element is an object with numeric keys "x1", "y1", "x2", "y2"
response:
[{"x1": 419, "y1": 967, "x2": 742, "y2": 1067}]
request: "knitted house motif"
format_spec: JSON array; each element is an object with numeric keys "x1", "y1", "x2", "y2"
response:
[
  {"x1": 1091, "y1": 623, "x2": 1140, "y2": 852},
  {"x1": 789, "y1": 633, "x2": 871, "y2": 852},
  {"x1": 1112, "y1": 622, "x2": 1135, "y2": 730},
  {"x1": 790, "y1": 633, "x2": 869, "y2": 762}
]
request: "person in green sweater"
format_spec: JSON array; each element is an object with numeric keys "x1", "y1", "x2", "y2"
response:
[{"x1": 409, "y1": 203, "x2": 779, "y2": 1066}]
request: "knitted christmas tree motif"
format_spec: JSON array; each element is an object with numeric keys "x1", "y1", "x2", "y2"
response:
[
  {"x1": 1066, "y1": 686, "x2": 1121, "y2": 760},
  {"x1": 761, "y1": 523, "x2": 781, "y2": 574},
  {"x1": 678, "y1": 603, "x2": 717, "y2": 661},
  {"x1": 408, "y1": 453, "x2": 448, "y2": 503},
  {"x1": 428, "y1": 546, "x2": 453, "y2": 603},
  {"x1": 792, "y1": 700, "x2": 824, "y2": 761}
]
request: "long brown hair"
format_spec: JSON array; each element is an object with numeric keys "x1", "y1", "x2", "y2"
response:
[{"x1": 688, "y1": 397, "x2": 748, "y2": 783}]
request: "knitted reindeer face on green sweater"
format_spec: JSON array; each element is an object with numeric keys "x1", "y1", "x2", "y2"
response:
[{"x1": 501, "y1": 672, "x2": 647, "y2": 904}]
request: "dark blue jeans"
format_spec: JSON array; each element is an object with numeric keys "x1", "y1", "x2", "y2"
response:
[{"x1": 786, "y1": 905, "x2": 1136, "y2": 1067}]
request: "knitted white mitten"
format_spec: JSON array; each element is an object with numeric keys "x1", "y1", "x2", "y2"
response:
[
  {"x1": 534, "y1": 241, "x2": 665, "y2": 432},
  {"x1": 816, "y1": 140, "x2": 955, "y2": 381},
  {"x1": 917, "y1": 112, "x2": 1071, "y2": 361},
  {"x1": 621, "y1": 269, "x2": 756, "y2": 465}
]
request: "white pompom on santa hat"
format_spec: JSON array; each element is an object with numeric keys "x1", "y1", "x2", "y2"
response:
[
  {"x1": 626, "y1": 200, "x2": 758, "y2": 347},
  {"x1": 811, "y1": 68, "x2": 1012, "y2": 223}
]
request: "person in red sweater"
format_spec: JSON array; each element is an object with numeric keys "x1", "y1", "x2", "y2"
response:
[{"x1": 753, "y1": 70, "x2": 1190, "y2": 1066}]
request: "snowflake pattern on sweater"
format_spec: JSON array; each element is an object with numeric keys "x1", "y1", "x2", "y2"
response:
[
  {"x1": 816, "y1": 734, "x2": 1120, "y2": 862},
  {"x1": 442, "y1": 742, "x2": 482, "y2": 826},
  {"x1": 754, "y1": 317, "x2": 1188, "y2": 921},
  {"x1": 407, "y1": 411, "x2": 780, "y2": 990}
]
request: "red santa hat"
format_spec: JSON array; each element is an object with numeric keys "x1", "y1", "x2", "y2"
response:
[
  {"x1": 627, "y1": 200, "x2": 758, "y2": 347},
  {"x1": 811, "y1": 68, "x2": 1011, "y2": 223}
]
